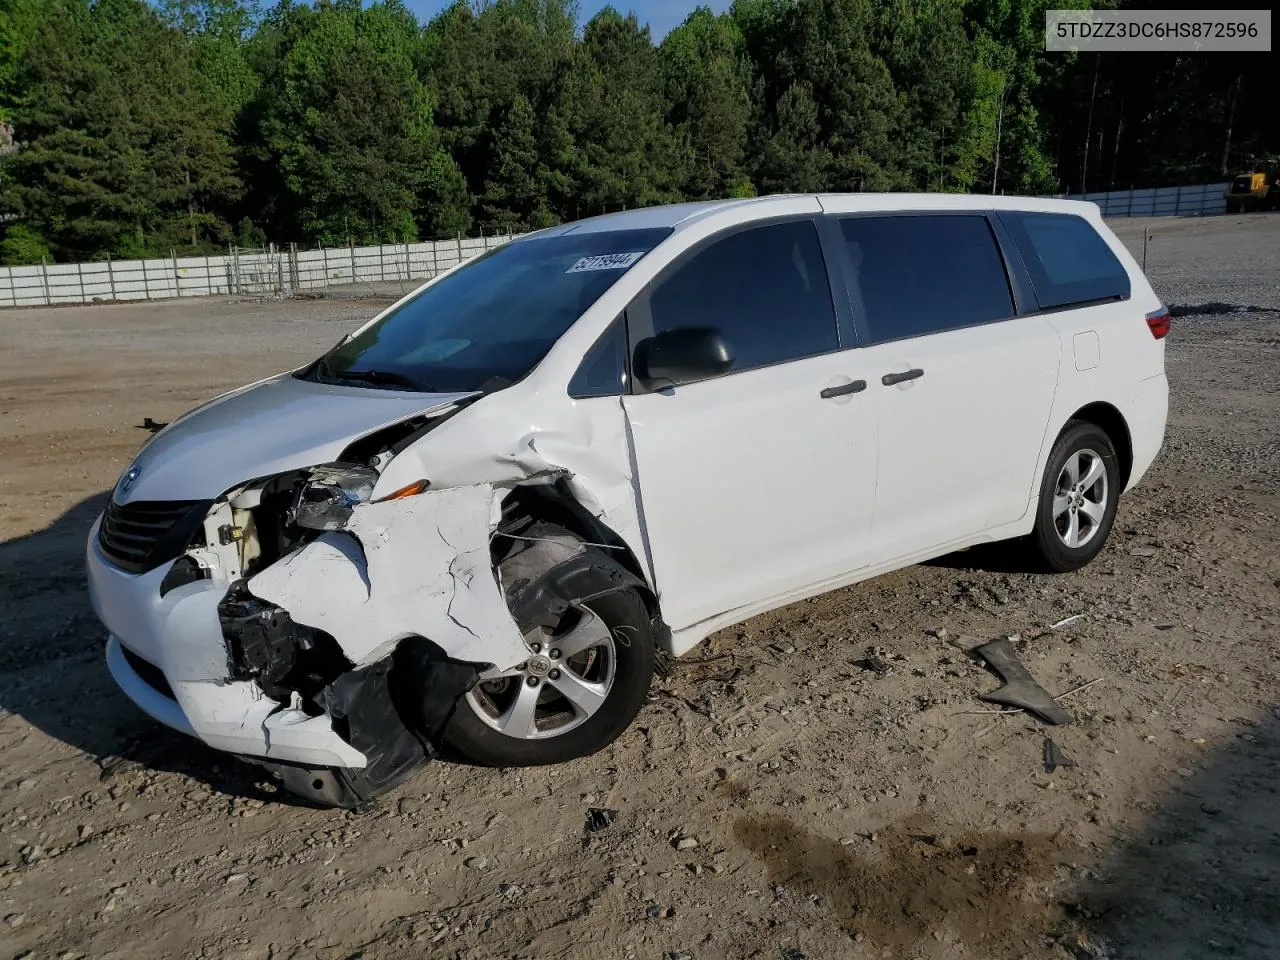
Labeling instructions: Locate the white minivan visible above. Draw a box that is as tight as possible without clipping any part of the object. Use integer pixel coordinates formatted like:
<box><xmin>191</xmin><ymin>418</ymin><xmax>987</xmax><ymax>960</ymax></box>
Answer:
<box><xmin>86</xmin><ymin>194</ymin><xmax>1169</xmax><ymax>806</ymax></box>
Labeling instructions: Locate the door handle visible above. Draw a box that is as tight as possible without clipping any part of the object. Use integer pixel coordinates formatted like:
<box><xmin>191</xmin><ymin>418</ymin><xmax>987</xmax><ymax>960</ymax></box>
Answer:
<box><xmin>881</xmin><ymin>368</ymin><xmax>924</xmax><ymax>386</ymax></box>
<box><xmin>820</xmin><ymin>379</ymin><xmax>867</xmax><ymax>399</ymax></box>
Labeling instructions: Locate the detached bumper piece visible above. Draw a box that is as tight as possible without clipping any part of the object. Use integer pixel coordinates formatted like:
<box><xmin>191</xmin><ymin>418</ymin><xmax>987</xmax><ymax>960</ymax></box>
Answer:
<box><xmin>220</xmin><ymin>589</ymin><xmax>479</xmax><ymax>808</ymax></box>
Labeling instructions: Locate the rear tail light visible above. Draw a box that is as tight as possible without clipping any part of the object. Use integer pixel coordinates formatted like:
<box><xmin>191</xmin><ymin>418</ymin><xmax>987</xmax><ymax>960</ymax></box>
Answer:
<box><xmin>1146</xmin><ymin>307</ymin><xmax>1170</xmax><ymax>339</ymax></box>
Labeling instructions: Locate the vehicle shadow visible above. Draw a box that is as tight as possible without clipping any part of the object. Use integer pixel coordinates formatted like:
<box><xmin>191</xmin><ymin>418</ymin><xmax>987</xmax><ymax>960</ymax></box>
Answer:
<box><xmin>1072</xmin><ymin>710</ymin><xmax>1280</xmax><ymax>958</ymax></box>
<box><xmin>0</xmin><ymin>491</ymin><xmax>285</xmax><ymax>804</ymax></box>
<box><xmin>922</xmin><ymin>540</ymin><xmax>1040</xmax><ymax>574</ymax></box>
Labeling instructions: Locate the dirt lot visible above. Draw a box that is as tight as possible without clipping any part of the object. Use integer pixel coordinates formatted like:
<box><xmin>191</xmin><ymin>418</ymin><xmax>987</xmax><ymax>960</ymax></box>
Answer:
<box><xmin>1</xmin><ymin>214</ymin><xmax>1278</xmax><ymax>960</ymax></box>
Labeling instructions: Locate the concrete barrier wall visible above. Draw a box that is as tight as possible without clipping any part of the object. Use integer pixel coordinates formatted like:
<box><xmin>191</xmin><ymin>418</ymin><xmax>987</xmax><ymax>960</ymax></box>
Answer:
<box><xmin>1047</xmin><ymin>182</ymin><xmax>1228</xmax><ymax>218</ymax></box>
<box><xmin>0</xmin><ymin>233</ymin><xmax>524</xmax><ymax>308</ymax></box>
<box><xmin>0</xmin><ymin>181</ymin><xmax>1233</xmax><ymax>308</ymax></box>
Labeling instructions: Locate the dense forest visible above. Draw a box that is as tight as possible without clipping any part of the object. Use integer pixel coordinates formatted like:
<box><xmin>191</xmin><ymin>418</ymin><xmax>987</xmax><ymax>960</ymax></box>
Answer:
<box><xmin>0</xmin><ymin>0</ymin><xmax>1274</xmax><ymax>263</ymax></box>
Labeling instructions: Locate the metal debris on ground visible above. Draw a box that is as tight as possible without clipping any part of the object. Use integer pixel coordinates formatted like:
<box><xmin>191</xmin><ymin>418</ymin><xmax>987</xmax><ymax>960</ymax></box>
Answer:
<box><xmin>1051</xmin><ymin>614</ymin><xmax>1087</xmax><ymax>630</ymax></box>
<box><xmin>1044</xmin><ymin>738</ymin><xmax>1078</xmax><ymax>773</ymax></box>
<box><xmin>854</xmin><ymin>646</ymin><xmax>893</xmax><ymax>675</ymax></box>
<box><xmin>973</xmin><ymin>638</ymin><xmax>1074</xmax><ymax>725</ymax></box>
<box><xmin>584</xmin><ymin>807</ymin><xmax>618</xmax><ymax>833</ymax></box>
<box><xmin>695</xmin><ymin>666</ymin><xmax>742</xmax><ymax>685</ymax></box>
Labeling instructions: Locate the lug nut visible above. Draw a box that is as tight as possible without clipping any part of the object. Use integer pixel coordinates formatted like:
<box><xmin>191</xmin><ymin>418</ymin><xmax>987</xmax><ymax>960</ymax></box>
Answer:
<box><xmin>549</xmin><ymin>648</ymin><xmax>561</xmax><ymax>659</ymax></box>
<box><xmin>526</xmin><ymin>676</ymin><xmax>540</xmax><ymax>687</ymax></box>
<box><xmin>549</xmin><ymin>668</ymin><xmax>561</xmax><ymax>680</ymax></box>
<box><xmin>530</xmin><ymin>642</ymin><xmax>542</xmax><ymax>654</ymax></box>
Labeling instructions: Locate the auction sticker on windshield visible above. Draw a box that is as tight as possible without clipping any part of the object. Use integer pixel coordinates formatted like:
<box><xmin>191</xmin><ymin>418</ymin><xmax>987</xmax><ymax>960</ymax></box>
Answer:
<box><xmin>566</xmin><ymin>252</ymin><xmax>646</xmax><ymax>273</ymax></box>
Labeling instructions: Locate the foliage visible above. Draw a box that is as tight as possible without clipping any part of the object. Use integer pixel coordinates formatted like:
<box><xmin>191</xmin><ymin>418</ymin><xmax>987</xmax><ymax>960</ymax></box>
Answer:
<box><xmin>0</xmin><ymin>222</ymin><xmax>50</xmax><ymax>264</ymax></box>
<box><xmin>0</xmin><ymin>0</ymin><xmax>1274</xmax><ymax>260</ymax></box>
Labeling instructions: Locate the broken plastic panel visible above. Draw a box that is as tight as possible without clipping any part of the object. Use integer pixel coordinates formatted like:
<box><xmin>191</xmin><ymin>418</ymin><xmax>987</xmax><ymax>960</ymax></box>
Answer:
<box><xmin>974</xmin><ymin>638</ymin><xmax>1073</xmax><ymax>725</ymax></box>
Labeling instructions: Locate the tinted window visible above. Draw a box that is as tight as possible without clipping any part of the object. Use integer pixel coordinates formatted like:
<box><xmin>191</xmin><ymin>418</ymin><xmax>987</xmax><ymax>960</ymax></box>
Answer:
<box><xmin>647</xmin><ymin>220</ymin><xmax>838</xmax><ymax>376</ymax></box>
<box><xmin>569</xmin><ymin>319</ymin><xmax>627</xmax><ymax>398</ymax></box>
<box><xmin>306</xmin><ymin>227</ymin><xmax>670</xmax><ymax>394</ymax></box>
<box><xmin>839</xmin><ymin>215</ymin><xmax>1014</xmax><ymax>343</ymax></box>
<box><xmin>1002</xmin><ymin>212</ymin><xmax>1130</xmax><ymax>309</ymax></box>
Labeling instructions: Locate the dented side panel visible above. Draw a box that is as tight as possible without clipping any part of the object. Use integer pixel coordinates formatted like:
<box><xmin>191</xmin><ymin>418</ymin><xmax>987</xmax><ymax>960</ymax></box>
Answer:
<box><xmin>371</xmin><ymin>389</ymin><xmax>656</xmax><ymax>599</ymax></box>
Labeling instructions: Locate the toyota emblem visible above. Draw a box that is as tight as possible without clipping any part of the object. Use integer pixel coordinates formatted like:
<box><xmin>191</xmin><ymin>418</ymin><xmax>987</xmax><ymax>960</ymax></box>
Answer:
<box><xmin>118</xmin><ymin>463</ymin><xmax>141</xmax><ymax>496</ymax></box>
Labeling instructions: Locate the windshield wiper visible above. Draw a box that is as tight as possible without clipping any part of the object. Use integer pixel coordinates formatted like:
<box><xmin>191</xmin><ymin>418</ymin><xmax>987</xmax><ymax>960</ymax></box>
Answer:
<box><xmin>310</xmin><ymin>356</ymin><xmax>336</xmax><ymax>381</ymax></box>
<box><xmin>334</xmin><ymin>368</ymin><xmax>435</xmax><ymax>392</ymax></box>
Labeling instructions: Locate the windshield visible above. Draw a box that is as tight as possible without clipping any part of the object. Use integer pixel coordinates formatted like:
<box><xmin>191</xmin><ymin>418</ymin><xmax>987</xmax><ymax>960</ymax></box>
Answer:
<box><xmin>303</xmin><ymin>227</ymin><xmax>672</xmax><ymax>393</ymax></box>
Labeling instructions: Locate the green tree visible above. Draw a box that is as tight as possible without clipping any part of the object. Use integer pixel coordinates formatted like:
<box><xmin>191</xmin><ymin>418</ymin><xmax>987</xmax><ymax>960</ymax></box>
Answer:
<box><xmin>752</xmin><ymin>81</ymin><xmax>830</xmax><ymax>192</ymax></box>
<box><xmin>555</xmin><ymin>7</ymin><xmax>684</xmax><ymax>216</ymax></box>
<box><xmin>247</xmin><ymin>0</ymin><xmax>433</xmax><ymax>243</ymax></box>
<box><xmin>2</xmin><ymin>0</ymin><xmax>239</xmax><ymax>258</ymax></box>
<box><xmin>661</xmin><ymin>7</ymin><xmax>753</xmax><ymax>198</ymax></box>
<box><xmin>421</xmin><ymin>149</ymin><xmax>473</xmax><ymax>237</ymax></box>
<box><xmin>0</xmin><ymin>0</ymin><xmax>49</xmax><ymax>117</ymax></box>
<box><xmin>481</xmin><ymin>95</ymin><xmax>552</xmax><ymax>231</ymax></box>
<box><xmin>0</xmin><ymin>222</ymin><xmax>50</xmax><ymax>264</ymax></box>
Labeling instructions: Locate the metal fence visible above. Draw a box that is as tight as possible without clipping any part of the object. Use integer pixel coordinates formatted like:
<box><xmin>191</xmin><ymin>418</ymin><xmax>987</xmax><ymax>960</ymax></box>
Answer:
<box><xmin>0</xmin><ymin>232</ymin><xmax>526</xmax><ymax>308</ymax></box>
<box><xmin>1047</xmin><ymin>182</ymin><xmax>1227</xmax><ymax>218</ymax></box>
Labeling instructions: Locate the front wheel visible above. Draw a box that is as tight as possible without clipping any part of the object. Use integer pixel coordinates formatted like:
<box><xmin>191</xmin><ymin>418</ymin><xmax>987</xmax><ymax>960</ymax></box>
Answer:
<box><xmin>1029</xmin><ymin>421</ymin><xmax>1121</xmax><ymax>573</ymax></box>
<box><xmin>444</xmin><ymin>577</ymin><xmax>654</xmax><ymax>767</ymax></box>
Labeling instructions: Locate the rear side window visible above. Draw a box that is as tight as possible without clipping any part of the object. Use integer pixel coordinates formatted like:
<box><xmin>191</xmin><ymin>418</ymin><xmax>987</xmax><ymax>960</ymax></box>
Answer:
<box><xmin>838</xmin><ymin>215</ymin><xmax>1015</xmax><ymax>344</ymax></box>
<box><xmin>1001</xmin><ymin>212</ymin><xmax>1130</xmax><ymax>310</ymax></box>
<box><xmin>647</xmin><ymin>220</ymin><xmax>839</xmax><ymax>375</ymax></box>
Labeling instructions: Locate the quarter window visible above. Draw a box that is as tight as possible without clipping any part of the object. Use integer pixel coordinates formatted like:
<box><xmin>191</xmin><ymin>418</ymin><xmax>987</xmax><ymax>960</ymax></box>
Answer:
<box><xmin>569</xmin><ymin>318</ymin><xmax>628</xmax><ymax>398</ymax></box>
<box><xmin>838</xmin><ymin>215</ymin><xmax>1015</xmax><ymax>344</ymax></box>
<box><xmin>1001</xmin><ymin>211</ymin><xmax>1130</xmax><ymax>309</ymax></box>
<box><xmin>646</xmin><ymin>220</ymin><xmax>839</xmax><ymax>377</ymax></box>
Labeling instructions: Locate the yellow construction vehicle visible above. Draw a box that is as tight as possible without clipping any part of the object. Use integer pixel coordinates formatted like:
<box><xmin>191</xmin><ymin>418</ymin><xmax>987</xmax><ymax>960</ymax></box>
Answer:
<box><xmin>1224</xmin><ymin>158</ymin><xmax>1280</xmax><ymax>213</ymax></box>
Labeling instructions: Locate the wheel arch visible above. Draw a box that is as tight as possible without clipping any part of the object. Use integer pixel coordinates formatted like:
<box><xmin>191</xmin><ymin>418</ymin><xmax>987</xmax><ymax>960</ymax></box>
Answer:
<box><xmin>496</xmin><ymin>478</ymin><xmax>671</xmax><ymax>652</ymax></box>
<box><xmin>1064</xmin><ymin>401</ymin><xmax>1134</xmax><ymax>490</ymax></box>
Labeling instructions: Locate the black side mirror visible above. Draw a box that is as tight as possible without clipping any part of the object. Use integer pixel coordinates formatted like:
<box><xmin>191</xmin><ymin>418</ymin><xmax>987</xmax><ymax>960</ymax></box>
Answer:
<box><xmin>634</xmin><ymin>327</ymin><xmax>734</xmax><ymax>388</ymax></box>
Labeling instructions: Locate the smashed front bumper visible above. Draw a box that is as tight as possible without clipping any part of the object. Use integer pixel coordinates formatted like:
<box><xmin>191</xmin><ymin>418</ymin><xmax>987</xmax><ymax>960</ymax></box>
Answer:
<box><xmin>87</xmin><ymin>511</ymin><xmax>485</xmax><ymax>807</ymax></box>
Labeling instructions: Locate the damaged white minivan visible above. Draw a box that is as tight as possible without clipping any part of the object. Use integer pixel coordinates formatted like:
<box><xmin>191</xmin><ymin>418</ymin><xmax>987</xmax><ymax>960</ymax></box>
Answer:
<box><xmin>87</xmin><ymin>194</ymin><xmax>1168</xmax><ymax>806</ymax></box>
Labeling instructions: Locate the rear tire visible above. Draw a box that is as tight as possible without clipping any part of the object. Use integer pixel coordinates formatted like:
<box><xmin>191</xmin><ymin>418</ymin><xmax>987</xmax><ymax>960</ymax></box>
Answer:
<box><xmin>1029</xmin><ymin>421</ymin><xmax>1120</xmax><ymax>573</ymax></box>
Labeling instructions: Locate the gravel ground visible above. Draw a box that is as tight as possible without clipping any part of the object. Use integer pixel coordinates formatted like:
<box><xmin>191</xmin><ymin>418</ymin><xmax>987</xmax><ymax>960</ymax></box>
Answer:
<box><xmin>0</xmin><ymin>213</ymin><xmax>1278</xmax><ymax>960</ymax></box>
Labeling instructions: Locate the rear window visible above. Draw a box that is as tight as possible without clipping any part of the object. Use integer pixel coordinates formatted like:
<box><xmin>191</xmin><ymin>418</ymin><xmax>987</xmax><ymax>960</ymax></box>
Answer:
<box><xmin>838</xmin><ymin>215</ymin><xmax>1015</xmax><ymax>344</ymax></box>
<box><xmin>1001</xmin><ymin>212</ymin><xmax>1130</xmax><ymax>310</ymax></box>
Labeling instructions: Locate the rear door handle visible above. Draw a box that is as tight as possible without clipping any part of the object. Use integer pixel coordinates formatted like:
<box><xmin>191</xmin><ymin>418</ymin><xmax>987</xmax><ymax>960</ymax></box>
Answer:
<box><xmin>820</xmin><ymin>379</ymin><xmax>867</xmax><ymax>399</ymax></box>
<box><xmin>881</xmin><ymin>368</ymin><xmax>924</xmax><ymax>386</ymax></box>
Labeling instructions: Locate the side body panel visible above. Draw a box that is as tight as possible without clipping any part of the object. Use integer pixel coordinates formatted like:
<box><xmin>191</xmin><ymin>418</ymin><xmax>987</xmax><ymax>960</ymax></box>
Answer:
<box><xmin>856</xmin><ymin>317</ymin><xmax>1061</xmax><ymax>562</ymax></box>
<box><xmin>621</xmin><ymin>351</ymin><xmax>880</xmax><ymax>631</ymax></box>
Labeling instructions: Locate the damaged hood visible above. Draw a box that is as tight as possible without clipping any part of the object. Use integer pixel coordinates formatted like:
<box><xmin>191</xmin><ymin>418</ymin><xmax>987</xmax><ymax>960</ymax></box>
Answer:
<box><xmin>117</xmin><ymin>373</ymin><xmax>474</xmax><ymax>503</ymax></box>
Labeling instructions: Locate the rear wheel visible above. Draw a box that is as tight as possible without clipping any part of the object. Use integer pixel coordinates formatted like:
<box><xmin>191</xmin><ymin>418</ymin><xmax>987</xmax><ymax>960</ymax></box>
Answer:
<box><xmin>1029</xmin><ymin>421</ymin><xmax>1120</xmax><ymax>573</ymax></box>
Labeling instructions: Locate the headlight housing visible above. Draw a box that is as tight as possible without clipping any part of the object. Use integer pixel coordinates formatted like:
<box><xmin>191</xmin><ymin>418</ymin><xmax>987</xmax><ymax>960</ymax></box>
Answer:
<box><xmin>289</xmin><ymin>464</ymin><xmax>378</xmax><ymax>531</ymax></box>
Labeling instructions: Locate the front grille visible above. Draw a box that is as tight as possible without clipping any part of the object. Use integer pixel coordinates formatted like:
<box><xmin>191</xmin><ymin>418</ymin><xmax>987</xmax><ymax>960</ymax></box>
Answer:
<box><xmin>1231</xmin><ymin>177</ymin><xmax>1254</xmax><ymax>194</ymax></box>
<box><xmin>98</xmin><ymin>498</ymin><xmax>210</xmax><ymax>574</ymax></box>
<box><xmin>120</xmin><ymin>644</ymin><xmax>176</xmax><ymax>700</ymax></box>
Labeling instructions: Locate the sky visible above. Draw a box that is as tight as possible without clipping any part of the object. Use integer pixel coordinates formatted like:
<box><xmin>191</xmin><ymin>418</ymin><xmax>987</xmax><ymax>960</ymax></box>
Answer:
<box><xmin>402</xmin><ymin>0</ymin><xmax>730</xmax><ymax>40</ymax></box>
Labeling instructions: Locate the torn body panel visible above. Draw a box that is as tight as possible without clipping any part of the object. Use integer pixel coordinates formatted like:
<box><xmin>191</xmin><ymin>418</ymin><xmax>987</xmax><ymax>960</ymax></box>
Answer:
<box><xmin>371</xmin><ymin>389</ymin><xmax>654</xmax><ymax>595</ymax></box>
<box><xmin>247</xmin><ymin>484</ymin><xmax>529</xmax><ymax>671</ymax></box>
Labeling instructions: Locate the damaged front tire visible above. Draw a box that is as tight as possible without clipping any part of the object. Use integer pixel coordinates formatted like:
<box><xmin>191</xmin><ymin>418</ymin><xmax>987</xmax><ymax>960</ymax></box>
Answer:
<box><xmin>445</xmin><ymin>525</ymin><xmax>656</xmax><ymax>766</ymax></box>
